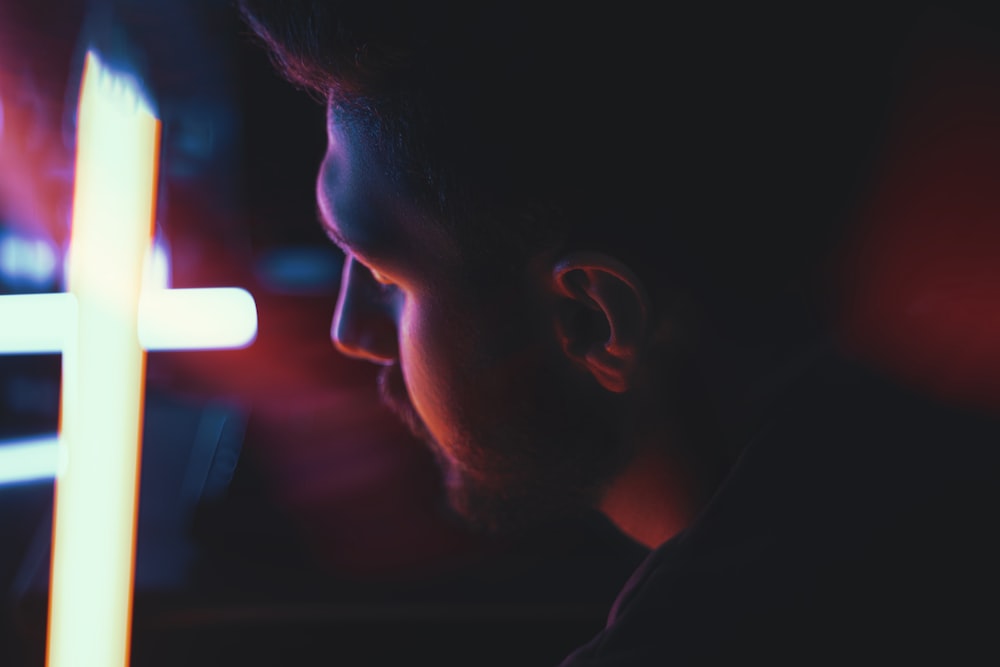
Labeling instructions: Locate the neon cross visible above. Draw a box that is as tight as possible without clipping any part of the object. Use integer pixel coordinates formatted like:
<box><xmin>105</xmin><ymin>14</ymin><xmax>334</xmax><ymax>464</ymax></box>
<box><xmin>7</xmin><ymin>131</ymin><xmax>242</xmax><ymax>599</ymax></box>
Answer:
<box><xmin>0</xmin><ymin>50</ymin><xmax>257</xmax><ymax>667</ymax></box>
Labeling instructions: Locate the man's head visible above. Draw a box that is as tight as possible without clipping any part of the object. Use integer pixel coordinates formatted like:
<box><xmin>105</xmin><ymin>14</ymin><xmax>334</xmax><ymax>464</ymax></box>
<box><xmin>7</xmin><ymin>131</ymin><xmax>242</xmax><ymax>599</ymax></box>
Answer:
<box><xmin>238</xmin><ymin>1</ymin><xmax>911</xmax><ymax>533</ymax></box>
<box><xmin>310</xmin><ymin>100</ymin><xmax>650</xmax><ymax>533</ymax></box>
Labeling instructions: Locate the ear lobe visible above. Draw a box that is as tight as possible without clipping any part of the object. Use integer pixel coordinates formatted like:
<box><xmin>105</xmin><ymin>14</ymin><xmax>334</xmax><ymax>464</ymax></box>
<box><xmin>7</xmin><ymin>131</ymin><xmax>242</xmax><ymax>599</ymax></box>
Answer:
<box><xmin>552</xmin><ymin>252</ymin><xmax>651</xmax><ymax>393</ymax></box>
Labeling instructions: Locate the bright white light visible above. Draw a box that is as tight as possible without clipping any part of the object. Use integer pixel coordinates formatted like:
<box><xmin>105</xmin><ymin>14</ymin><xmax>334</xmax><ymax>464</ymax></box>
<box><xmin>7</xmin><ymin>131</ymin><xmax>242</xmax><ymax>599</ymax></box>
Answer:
<box><xmin>0</xmin><ymin>435</ymin><xmax>61</xmax><ymax>485</ymax></box>
<box><xmin>0</xmin><ymin>292</ymin><xmax>75</xmax><ymax>353</ymax></box>
<box><xmin>64</xmin><ymin>231</ymin><xmax>170</xmax><ymax>291</ymax></box>
<box><xmin>47</xmin><ymin>49</ymin><xmax>160</xmax><ymax>667</ymax></box>
<box><xmin>0</xmin><ymin>288</ymin><xmax>256</xmax><ymax>353</ymax></box>
<box><xmin>138</xmin><ymin>287</ymin><xmax>257</xmax><ymax>350</ymax></box>
<box><xmin>0</xmin><ymin>48</ymin><xmax>259</xmax><ymax>667</ymax></box>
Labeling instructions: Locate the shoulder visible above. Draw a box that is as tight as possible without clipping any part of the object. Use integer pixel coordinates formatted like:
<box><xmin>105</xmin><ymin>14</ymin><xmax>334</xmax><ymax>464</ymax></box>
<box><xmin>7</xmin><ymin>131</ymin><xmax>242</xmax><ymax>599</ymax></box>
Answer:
<box><xmin>561</xmin><ymin>351</ymin><xmax>1000</xmax><ymax>666</ymax></box>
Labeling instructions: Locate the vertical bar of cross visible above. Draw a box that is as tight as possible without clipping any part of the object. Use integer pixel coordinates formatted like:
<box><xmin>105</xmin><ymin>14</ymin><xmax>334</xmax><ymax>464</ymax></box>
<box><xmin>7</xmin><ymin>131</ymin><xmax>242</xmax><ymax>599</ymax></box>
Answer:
<box><xmin>45</xmin><ymin>50</ymin><xmax>160</xmax><ymax>667</ymax></box>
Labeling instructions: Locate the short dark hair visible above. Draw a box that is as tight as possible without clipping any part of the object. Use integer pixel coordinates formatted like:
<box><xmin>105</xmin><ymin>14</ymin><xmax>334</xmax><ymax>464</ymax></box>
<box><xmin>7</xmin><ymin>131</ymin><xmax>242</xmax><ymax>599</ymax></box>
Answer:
<box><xmin>237</xmin><ymin>0</ymin><xmax>914</xmax><ymax>343</ymax></box>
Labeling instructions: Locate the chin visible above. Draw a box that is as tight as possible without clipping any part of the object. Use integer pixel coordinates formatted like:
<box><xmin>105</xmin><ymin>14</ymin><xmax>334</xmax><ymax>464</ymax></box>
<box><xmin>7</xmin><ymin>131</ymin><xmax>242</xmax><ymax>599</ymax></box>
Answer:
<box><xmin>379</xmin><ymin>363</ymin><xmax>625</xmax><ymax>535</ymax></box>
<box><xmin>442</xmin><ymin>480</ymin><xmax>520</xmax><ymax>536</ymax></box>
<box><xmin>439</xmin><ymin>456</ymin><xmax>595</xmax><ymax>537</ymax></box>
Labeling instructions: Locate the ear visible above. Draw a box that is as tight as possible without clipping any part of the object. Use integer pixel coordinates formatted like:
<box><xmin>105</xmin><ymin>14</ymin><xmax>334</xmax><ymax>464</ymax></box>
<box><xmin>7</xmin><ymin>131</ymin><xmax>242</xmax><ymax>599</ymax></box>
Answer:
<box><xmin>551</xmin><ymin>251</ymin><xmax>651</xmax><ymax>393</ymax></box>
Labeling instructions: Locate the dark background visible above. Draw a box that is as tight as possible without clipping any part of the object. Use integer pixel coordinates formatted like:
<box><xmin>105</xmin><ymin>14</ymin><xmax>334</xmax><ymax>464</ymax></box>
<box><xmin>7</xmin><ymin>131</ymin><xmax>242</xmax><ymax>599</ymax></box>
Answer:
<box><xmin>2</xmin><ymin>1</ymin><xmax>1000</xmax><ymax>666</ymax></box>
<box><xmin>0</xmin><ymin>1</ymin><xmax>647</xmax><ymax>665</ymax></box>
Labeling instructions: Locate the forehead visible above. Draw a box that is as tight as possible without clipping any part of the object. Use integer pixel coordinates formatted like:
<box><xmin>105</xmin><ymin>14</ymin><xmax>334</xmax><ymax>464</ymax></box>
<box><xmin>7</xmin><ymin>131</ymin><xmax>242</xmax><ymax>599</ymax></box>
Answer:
<box><xmin>319</xmin><ymin>103</ymin><xmax>459</xmax><ymax>269</ymax></box>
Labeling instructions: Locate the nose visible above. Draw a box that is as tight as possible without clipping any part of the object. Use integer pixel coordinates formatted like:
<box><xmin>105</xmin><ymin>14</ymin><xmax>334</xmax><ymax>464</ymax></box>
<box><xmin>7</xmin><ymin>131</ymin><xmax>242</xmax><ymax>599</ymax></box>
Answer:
<box><xmin>331</xmin><ymin>256</ymin><xmax>399</xmax><ymax>364</ymax></box>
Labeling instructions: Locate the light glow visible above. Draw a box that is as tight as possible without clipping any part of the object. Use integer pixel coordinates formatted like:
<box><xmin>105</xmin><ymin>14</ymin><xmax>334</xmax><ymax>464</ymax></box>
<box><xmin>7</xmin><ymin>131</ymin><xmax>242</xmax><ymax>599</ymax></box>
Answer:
<box><xmin>0</xmin><ymin>292</ymin><xmax>75</xmax><ymax>353</ymax></box>
<box><xmin>0</xmin><ymin>232</ymin><xmax>59</xmax><ymax>287</ymax></box>
<box><xmin>0</xmin><ymin>435</ymin><xmax>61</xmax><ymax>485</ymax></box>
<box><xmin>0</xmin><ymin>288</ymin><xmax>257</xmax><ymax>354</ymax></box>
<box><xmin>138</xmin><ymin>287</ymin><xmax>257</xmax><ymax>350</ymax></box>
<box><xmin>0</xmin><ymin>48</ymin><xmax>259</xmax><ymax>666</ymax></box>
<box><xmin>143</xmin><ymin>236</ymin><xmax>171</xmax><ymax>290</ymax></box>
<box><xmin>46</xmin><ymin>49</ymin><xmax>160</xmax><ymax>667</ymax></box>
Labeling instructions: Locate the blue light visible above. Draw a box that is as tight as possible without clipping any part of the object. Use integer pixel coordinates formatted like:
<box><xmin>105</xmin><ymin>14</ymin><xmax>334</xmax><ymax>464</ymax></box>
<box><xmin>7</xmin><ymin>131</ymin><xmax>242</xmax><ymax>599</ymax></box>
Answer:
<box><xmin>0</xmin><ymin>230</ymin><xmax>58</xmax><ymax>290</ymax></box>
<box><xmin>255</xmin><ymin>246</ymin><xmax>342</xmax><ymax>294</ymax></box>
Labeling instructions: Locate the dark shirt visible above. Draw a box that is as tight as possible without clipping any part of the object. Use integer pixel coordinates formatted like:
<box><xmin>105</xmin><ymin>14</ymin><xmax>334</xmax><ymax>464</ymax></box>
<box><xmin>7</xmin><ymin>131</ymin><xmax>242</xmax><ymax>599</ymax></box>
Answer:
<box><xmin>561</xmin><ymin>347</ymin><xmax>1000</xmax><ymax>665</ymax></box>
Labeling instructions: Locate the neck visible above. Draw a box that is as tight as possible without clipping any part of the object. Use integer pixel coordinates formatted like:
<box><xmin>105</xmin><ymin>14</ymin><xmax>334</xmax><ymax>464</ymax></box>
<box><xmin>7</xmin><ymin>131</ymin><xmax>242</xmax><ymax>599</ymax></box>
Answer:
<box><xmin>597</xmin><ymin>439</ymin><xmax>713</xmax><ymax>549</ymax></box>
<box><xmin>598</xmin><ymin>335</ymin><xmax>835</xmax><ymax>549</ymax></box>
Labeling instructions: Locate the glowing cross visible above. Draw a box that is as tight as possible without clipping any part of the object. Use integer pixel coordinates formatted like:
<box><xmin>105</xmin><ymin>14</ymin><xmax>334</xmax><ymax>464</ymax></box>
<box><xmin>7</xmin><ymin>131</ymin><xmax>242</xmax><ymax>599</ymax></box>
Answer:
<box><xmin>0</xmin><ymin>50</ymin><xmax>257</xmax><ymax>667</ymax></box>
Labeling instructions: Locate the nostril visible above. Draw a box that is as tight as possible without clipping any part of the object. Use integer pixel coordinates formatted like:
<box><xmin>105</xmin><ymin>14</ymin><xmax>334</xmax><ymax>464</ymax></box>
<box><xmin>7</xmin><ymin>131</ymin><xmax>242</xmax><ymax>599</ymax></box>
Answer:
<box><xmin>331</xmin><ymin>304</ymin><xmax>397</xmax><ymax>364</ymax></box>
<box><xmin>330</xmin><ymin>256</ymin><xmax>399</xmax><ymax>364</ymax></box>
<box><xmin>332</xmin><ymin>329</ymin><xmax>395</xmax><ymax>365</ymax></box>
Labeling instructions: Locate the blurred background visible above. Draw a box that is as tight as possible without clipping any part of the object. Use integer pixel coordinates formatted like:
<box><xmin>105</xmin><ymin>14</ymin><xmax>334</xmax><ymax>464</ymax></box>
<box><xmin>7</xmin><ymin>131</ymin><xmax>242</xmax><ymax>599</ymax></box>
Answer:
<box><xmin>2</xmin><ymin>1</ymin><xmax>999</xmax><ymax>666</ymax></box>
<box><xmin>0</xmin><ymin>1</ymin><xmax>647</xmax><ymax>665</ymax></box>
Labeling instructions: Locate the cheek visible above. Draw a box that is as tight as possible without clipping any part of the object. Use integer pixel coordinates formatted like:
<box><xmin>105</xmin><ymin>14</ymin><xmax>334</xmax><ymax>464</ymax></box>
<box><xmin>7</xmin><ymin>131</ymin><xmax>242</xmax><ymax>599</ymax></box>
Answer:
<box><xmin>396</xmin><ymin>299</ymin><xmax>470</xmax><ymax>440</ymax></box>
<box><xmin>398</xmin><ymin>293</ymin><xmax>561</xmax><ymax>445</ymax></box>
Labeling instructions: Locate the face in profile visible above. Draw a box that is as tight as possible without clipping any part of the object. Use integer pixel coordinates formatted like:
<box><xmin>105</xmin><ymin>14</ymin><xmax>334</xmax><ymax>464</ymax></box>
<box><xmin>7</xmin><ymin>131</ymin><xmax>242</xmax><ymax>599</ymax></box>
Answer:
<box><xmin>316</xmin><ymin>108</ymin><xmax>631</xmax><ymax>533</ymax></box>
